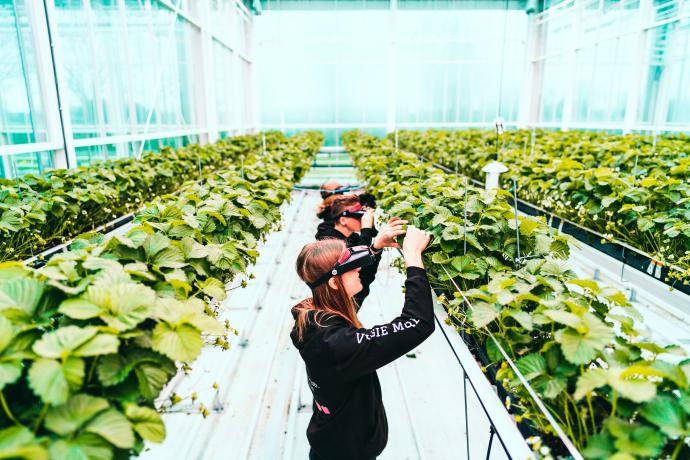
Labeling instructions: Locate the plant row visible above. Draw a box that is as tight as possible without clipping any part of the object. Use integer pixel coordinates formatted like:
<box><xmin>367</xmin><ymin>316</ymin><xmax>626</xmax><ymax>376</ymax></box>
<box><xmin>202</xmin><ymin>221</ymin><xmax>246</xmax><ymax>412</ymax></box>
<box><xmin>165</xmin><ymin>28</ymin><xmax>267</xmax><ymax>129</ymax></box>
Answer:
<box><xmin>0</xmin><ymin>132</ymin><xmax>322</xmax><ymax>459</ymax></box>
<box><xmin>345</xmin><ymin>130</ymin><xmax>690</xmax><ymax>459</ymax></box>
<box><xmin>391</xmin><ymin>129</ymin><xmax>690</xmax><ymax>285</ymax></box>
<box><xmin>0</xmin><ymin>132</ymin><xmax>287</xmax><ymax>263</ymax></box>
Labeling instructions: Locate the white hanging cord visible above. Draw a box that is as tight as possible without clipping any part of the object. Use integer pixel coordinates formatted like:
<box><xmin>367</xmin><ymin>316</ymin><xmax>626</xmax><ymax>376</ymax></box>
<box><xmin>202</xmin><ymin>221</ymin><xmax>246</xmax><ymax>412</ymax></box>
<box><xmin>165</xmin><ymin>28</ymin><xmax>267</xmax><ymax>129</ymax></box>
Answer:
<box><xmin>496</xmin><ymin>0</ymin><xmax>509</xmax><ymax>119</ymax></box>
<box><xmin>439</xmin><ymin>264</ymin><xmax>584</xmax><ymax>460</ymax></box>
<box><xmin>136</xmin><ymin>0</ymin><xmax>183</xmax><ymax>159</ymax></box>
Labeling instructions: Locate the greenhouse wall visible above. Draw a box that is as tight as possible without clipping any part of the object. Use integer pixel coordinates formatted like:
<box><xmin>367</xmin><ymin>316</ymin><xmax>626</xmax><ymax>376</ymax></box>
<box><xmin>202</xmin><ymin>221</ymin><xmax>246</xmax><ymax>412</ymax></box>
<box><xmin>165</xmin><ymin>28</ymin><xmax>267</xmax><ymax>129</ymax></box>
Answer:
<box><xmin>255</xmin><ymin>0</ymin><xmax>690</xmax><ymax>145</ymax></box>
<box><xmin>0</xmin><ymin>0</ymin><xmax>255</xmax><ymax>179</ymax></box>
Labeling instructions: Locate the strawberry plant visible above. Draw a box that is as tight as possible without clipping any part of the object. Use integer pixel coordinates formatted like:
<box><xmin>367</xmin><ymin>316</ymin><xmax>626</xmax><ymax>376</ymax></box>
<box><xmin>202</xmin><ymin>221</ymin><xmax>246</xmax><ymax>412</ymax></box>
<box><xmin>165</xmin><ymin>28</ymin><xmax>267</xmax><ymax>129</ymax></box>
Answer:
<box><xmin>0</xmin><ymin>132</ymin><xmax>323</xmax><ymax>459</ymax></box>
<box><xmin>0</xmin><ymin>132</ymin><xmax>288</xmax><ymax>263</ymax></box>
<box><xmin>345</xmin><ymin>130</ymin><xmax>690</xmax><ymax>459</ymax></box>
<box><xmin>391</xmin><ymin>129</ymin><xmax>690</xmax><ymax>286</ymax></box>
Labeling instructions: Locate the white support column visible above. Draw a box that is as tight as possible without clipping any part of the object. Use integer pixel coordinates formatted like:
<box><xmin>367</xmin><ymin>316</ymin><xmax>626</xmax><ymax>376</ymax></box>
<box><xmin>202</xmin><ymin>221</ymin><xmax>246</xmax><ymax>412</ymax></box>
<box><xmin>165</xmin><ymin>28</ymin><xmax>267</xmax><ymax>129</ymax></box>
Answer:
<box><xmin>118</xmin><ymin>0</ymin><xmax>138</xmax><ymax>157</ymax></box>
<box><xmin>194</xmin><ymin>0</ymin><xmax>219</xmax><ymax>144</ymax></box>
<box><xmin>27</xmin><ymin>0</ymin><xmax>71</xmax><ymax>168</ymax></box>
<box><xmin>623</xmin><ymin>0</ymin><xmax>652</xmax><ymax>134</ymax></box>
<box><xmin>653</xmin><ymin>29</ymin><xmax>676</xmax><ymax>129</ymax></box>
<box><xmin>84</xmin><ymin>0</ymin><xmax>108</xmax><ymax>146</ymax></box>
<box><xmin>386</xmin><ymin>0</ymin><xmax>397</xmax><ymax>133</ymax></box>
<box><xmin>42</xmin><ymin>0</ymin><xmax>77</xmax><ymax>168</ymax></box>
<box><xmin>518</xmin><ymin>11</ymin><xmax>544</xmax><ymax>128</ymax></box>
<box><xmin>560</xmin><ymin>4</ymin><xmax>581</xmax><ymax>131</ymax></box>
<box><xmin>243</xmin><ymin>10</ymin><xmax>257</xmax><ymax>133</ymax></box>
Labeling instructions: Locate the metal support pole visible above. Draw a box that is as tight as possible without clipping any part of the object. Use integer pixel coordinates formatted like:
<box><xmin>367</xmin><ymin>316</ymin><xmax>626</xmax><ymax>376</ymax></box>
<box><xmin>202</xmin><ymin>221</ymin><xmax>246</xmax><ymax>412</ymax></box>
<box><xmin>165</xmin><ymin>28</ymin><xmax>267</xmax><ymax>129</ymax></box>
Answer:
<box><xmin>485</xmin><ymin>426</ymin><xmax>496</xmax><ymax>460</ymax></box>
<box><xmin>512</xmin><ymin>178</ymin><xmax>521</xmax><ymax>263</ymax></box>
<box><xmin>42</xmin><ymin>0</ymin><xmax>77</xmax><ymax>168</ymax></box>
<box><xmin>463</xmin><ymin>177</ymin><xmax>468</xmax><ymax>255</ymax></box>
<box><xmin>464</xmin><ymin>371</ymin><xmax>470</xmax><ymax>460</ymax></box>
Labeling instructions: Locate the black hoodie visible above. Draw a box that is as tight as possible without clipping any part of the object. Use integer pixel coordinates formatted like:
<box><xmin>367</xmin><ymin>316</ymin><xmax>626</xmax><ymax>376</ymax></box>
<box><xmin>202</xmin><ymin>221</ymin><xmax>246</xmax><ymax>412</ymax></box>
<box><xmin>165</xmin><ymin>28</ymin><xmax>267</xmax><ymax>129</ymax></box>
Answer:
<box><xmin>315</xmin><ymin>222</ymin><xmax>380</xmax><ymax>307</ymax></box>
<box><xmin>290</xmin><ymin>267</ymin><xmax>435</xmax><ymax>460</ymax></box>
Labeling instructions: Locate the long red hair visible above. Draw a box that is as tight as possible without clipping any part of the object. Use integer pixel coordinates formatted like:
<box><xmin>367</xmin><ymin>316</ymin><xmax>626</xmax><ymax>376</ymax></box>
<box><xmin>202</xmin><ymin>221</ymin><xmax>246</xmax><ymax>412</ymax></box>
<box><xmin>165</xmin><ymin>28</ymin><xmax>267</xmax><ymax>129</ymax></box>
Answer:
<box><xmin>294</xmin><ymin>239</ymin><xmax>363</xmax><ymax>342</ymax></box>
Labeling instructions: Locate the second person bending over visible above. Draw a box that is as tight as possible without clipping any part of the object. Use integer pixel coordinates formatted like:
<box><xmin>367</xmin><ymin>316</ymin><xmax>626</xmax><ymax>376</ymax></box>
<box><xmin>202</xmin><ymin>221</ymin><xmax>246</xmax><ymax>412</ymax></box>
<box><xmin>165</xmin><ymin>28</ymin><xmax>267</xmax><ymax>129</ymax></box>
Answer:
<box><xmin>315</xmin><ymin>194</ymin><xmax>405</xmax><ymax>307</ymax></box>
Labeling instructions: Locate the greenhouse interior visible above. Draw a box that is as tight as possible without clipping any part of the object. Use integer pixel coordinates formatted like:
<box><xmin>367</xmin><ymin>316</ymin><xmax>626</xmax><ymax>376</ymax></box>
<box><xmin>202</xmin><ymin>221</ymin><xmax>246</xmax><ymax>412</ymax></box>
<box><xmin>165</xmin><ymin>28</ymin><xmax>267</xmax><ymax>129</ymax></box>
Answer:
<box><xmin>1</xmin><ymin>0</ymin><xmax>690</xmax><ymax>459</ymax></box>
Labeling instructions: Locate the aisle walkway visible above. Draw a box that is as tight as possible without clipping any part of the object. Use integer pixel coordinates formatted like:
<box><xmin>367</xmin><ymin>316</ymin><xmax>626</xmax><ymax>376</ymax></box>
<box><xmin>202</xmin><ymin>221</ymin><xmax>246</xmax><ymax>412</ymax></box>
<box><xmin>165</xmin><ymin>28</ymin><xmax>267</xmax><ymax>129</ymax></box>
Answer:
<box><xmin>139</xmin><ymin>190</ymin><xmax>510</xmax><ymax>460</ymax></box>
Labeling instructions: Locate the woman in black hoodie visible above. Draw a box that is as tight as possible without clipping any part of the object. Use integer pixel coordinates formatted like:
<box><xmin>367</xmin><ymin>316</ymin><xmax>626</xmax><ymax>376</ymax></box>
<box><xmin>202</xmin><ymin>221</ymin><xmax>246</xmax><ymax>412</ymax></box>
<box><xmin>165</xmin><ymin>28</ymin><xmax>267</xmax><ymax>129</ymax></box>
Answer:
<box><xmin>315</xmin><ymin>194</ymin><xmax>406</xmax><ymax>307</ymax></box>
<box><xmin>291</xmin><ymin>226</ymin><xmax>434</xmax><ymax>460</ymax></box>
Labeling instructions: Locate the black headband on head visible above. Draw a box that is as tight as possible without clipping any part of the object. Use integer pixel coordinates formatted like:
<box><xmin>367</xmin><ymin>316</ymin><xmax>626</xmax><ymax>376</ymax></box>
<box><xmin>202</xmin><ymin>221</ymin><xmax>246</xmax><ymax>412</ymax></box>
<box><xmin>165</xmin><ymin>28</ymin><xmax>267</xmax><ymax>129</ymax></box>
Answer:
<box><xmin>306</xmin><ymin>246</ymin><xmax>375</xmax><ymax>289</ymax></box>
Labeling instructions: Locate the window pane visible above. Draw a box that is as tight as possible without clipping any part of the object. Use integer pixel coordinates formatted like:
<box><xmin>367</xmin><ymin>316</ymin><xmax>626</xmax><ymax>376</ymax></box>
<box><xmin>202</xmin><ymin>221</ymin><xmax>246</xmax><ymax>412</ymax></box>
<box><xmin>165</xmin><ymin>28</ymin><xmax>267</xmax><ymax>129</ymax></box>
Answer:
<box><xmin>0</xmin><ymin>0</ymin><xmax>48</xmax><ymax>146</ymax></box>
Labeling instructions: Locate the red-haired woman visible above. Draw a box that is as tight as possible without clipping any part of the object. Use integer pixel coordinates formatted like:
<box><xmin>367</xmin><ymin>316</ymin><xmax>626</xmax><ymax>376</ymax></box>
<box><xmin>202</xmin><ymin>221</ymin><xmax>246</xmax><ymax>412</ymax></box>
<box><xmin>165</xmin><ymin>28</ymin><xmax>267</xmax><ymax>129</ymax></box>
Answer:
<box><xmin>292</xmin><ymin>226</ymin><xmax>433</xmax><ymax>460</ymax></box>
<box><xmin>315</xmin><ymin>194</ymin><xmax>406</xmax><ymax>307</ymax></box>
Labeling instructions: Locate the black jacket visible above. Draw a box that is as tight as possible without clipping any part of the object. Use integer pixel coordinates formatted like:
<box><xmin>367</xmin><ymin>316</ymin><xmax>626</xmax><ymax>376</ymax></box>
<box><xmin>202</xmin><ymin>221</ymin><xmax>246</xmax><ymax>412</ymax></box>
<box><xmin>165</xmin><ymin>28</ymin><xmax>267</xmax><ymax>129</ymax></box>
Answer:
<box><xmin>314</xmin><ymin>223</ymin><xmax>380</xmax><ymax>307</ymax></box>
<box><xmin>290</xmin><ymin>267</ymin><xmax>435</xmax><ymax>460</ymax></box>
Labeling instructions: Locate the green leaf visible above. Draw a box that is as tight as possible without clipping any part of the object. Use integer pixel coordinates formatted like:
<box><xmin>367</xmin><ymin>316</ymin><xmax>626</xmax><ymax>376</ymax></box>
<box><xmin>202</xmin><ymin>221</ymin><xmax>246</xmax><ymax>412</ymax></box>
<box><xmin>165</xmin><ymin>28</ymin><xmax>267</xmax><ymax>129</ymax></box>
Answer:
<box><xmin>47</xmin><ymin>433</ymin><xmax>112</xmax><ymax>460</ymax></box>
<box><xmin>181</xmin><ymin>237</ymin><xmax>208</xmax><ymax>259</ymax></box>
<box><xmin>85</xmin><ymin>409</ymin><xmax>135</xmax><ymax>449</ymax></box>
<box><xmin>0</xmin><ymin>210</ymin><xmax>22</xmax><ymax>232</ymax></box>
<box><xmin>469</xmin><ymin>302</ymin><xmax>500</xmax><ymax>328</ymax></box>
<box><xmin>0</xmin><ymin>361</ymin><xmax>22</xmax><ymax>390</ymax></box>
<box><xmin>0</xmin><ymin>316</ymin><xmax>14</xmax><ymax>353</ymax></box>
<box><xmin>62</xmin><ymin>356</ymin><xmax>85</xmax><ymax>389</ymax></box>
<box><xmin>637</xmin><ymin>217</ymin><xmax>654</xmax><ymax>232</ymax></box>
<box><xmin>581</xmin><ymin>433</ymin><xmax>614</xmax><ymax>459</ymax></box>
<box><xmin>0</xmin><ymin>278</ymin><xmax>45</xmax><ymax>316</ymax></box>
<box><xmin>45</xmin><ymin>394</ymin><xmax>109</xmax><ymax>435</ymax></box>
<box><xmin>540</xmin><ymin>377</ymin><xmax>567</xmax><ymax>399</ymax></box>
<box><xmin>33</xmin><ymin>326</ymin><xmax>98</xmax><ymax>358</ymax></box>
<box><xmin>608</xmin><ymin>367</ymin><xmax>657</xmax><ymax>403</ymax></box>
<box><xmin>543</xmin><ymin>309</ymin><xmax>582</xmax><ymax>329</ymax></box>
<box><xmin>125</xmin><ymin>404</ymin><xmax>166</xmax><ymax>443</ymax></box>
<box><xmin>567</xmin><ymin>278</ymin><xmax>601</xmax><ymax>295</ymax></box>
<box><xmin>505</xmin><ymin>309</ymin><xmax>533</xmax><ymax>331</ymax></box>
<box><xmin>151</xmin><ymin>247</ymin><xmax>186</xmax><ymax>269</ymax></box>
<box><xmin>431</xmin><ymin>251</ymin><xmax>451</xmax><ymax>265</ymax></box>
<box><xmin>640</xmin><ymin>396</ymin><xmax>688</xmax><ymax>437</ymax></box>
<box><xmin>201</xmin><ymin>278</ymin><xmax>227</xmax><ymax>300</ymax></box>
<box><xmin>142</xmin><ymin>233</ymin><xmax>169</xmax><ymax>258</ymax></box>
<box><xmin>549</xmin><ymin>238</ymin><xmax>570</xmax><ymax>259</ymax></box>
<box><xmin>247</xmin><ymin>212</ymin><xmax>268</xmax><ymax>229</ymax></box>
<box><xmin>135</xmin><ymin>362</ymin><xmax>174</xmax><ymax>400</ymax></box>
<box><xmin>83</xmin><ymin>281</ymin><xmax>157</xmax><ymax>331</ymax></box>
<box><xmin>608</xmin><ymin>453</ymin><xmax>635</xmax><ymax>460</ymax></box>
<box><xmin>515</xmin><ymin>353</ymin><xmax>546</xmax><ymax>380</ymax></box>
<box><xmin>0</xmin><ymin>426</ymin><xmax>48</xmax><ymax>460</ymax></box>
<box><xmin>28</xmin><ymin>358</ymin><xmax>84</xmax><ymax>405</ymax></box>
<box><xmin>123</xmin><ymin>262</ymin><xmax>157</xmax><ymax>282</ymax></box>
<box><xmin>555</xmin><ymin>313</ymin><xmax>614</xmax><ymax>364</ymax></box>
<box><xmin>485</xmin><ymin>335</ymin><xmax>509</xmax><ymax>363</ymax></box>
<box><xmin>74</xmin><ymin>334</ymin><xmax>119</xmax><ymax>357</ymax></box>
<box><xmin>207</xmin><ymin>243</ymin><xmax>241</xmax><ymax>271</ymax></box>
<box><xmin>152</xmin><ymin>322</ymin><xmax>203</xmax><ymax>362</ymax></box>
<box><xmin>96</xmin><ymin>354</ymin><xmax>130</xmax><ymax>387</ymax></box>
<box><xmin>58</xmin><ymin>298</ymin><xmax>102</xmax><ymax>320</ymax></box>
<box><xmin>613</xmin><ymin>425</ymin><xmax>664</xmax><ymax>457</ymax></box>
<box><xmin>441</xmin><ymin>223</ymin><xmax>464</xmax><ymax>241</ymax></box>
<box><xmin>518</xmin><ymin>218</ymin><xmax>540</xmax><ymax>235</ymax></box>
<box><xmin>451</xmin><ymin>256</ymin><xmax>481</xmax><ymax>280</ymax></box>
<box><xmin>574</xmin><ymin>367</ymin><xmax>608</xmax><ymax>400</ymax></box>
